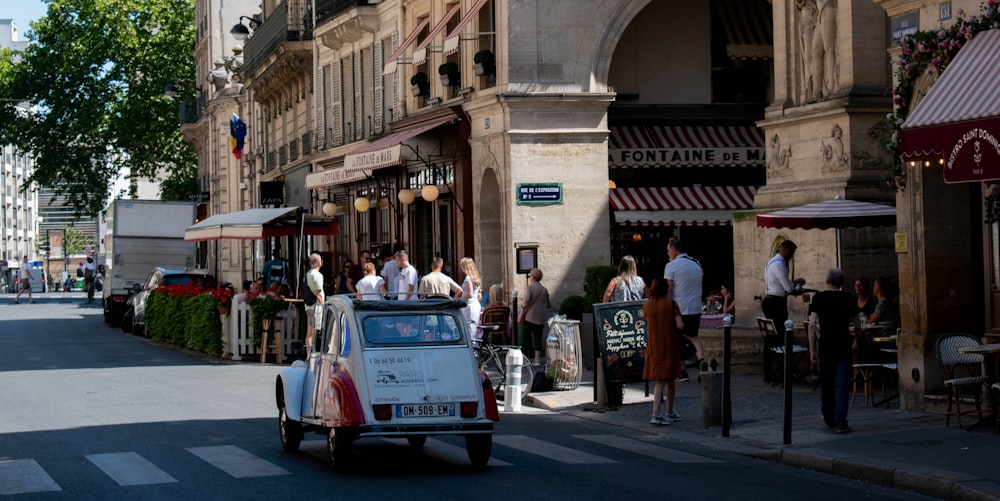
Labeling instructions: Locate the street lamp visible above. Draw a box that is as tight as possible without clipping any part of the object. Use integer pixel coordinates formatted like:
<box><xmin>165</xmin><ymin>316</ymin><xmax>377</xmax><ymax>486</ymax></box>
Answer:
<box><xmin>230</xmin><ymin>15</ymin><xmax>262</xmax><ymax>41</ymax></box>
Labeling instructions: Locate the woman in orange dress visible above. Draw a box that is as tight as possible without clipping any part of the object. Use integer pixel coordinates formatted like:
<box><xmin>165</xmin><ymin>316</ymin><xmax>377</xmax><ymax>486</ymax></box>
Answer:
<box><xmin>643</xmin><ymin>277</ymin><xmax>685</xmax><ymax>425</ymax></box>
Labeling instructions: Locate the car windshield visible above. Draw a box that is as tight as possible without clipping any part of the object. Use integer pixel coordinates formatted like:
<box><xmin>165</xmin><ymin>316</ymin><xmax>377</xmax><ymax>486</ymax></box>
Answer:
<box><xmin>362</xmin><ymin>314</ymin><xmax>464</xmax><ymax>345</ymax></box>
<box><xmin>161</xmin><ymin>274</ymin><xmax>204</xmax><ymax>286</ymax></box>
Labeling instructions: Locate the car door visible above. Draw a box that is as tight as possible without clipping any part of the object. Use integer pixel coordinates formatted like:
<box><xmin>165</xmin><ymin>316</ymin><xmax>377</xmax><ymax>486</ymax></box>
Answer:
<box><xmin>302</xmin><ymin>303</ymin><xmax>346</xmax><ymax>422</ymax></box>
<box><xmin>134</xmin><ymin>271</ymin><xmax>160</xmax><ymax>323</ymax></box>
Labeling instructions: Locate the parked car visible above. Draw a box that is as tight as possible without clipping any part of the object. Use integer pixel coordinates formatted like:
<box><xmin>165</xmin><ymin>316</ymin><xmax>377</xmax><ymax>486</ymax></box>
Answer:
<box><xmin>121</xmin><ymin>267</ymin><xmax>212</xmax><ymax>337</ymax></box>
<box><xmin>275</xmin><ymin>296</ymin><xmax>499</xmax><ymax>468</ymax></box>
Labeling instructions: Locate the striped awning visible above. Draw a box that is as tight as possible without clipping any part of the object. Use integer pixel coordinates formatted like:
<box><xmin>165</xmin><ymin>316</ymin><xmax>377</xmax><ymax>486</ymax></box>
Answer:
<box><xmin>382</xmin><ymin>17</ymin><xmax>431</xmax><ymax>76</ymax></box>
<box><xmin>443</xmin><ymin>0</ymin><xmax>490</xmax><ymax>56</ymax></box>
<box><xmin>611</xmin><ymin>186</ymin><xmax>758</xmax><ymax>227</ymax></box>
<box><xmin>609</xmin><ymin>126</ymin><xmax>765</xmax><ymax>168</ymax></box>
<box><xmin>900</xmin><ymin>29</ymin><xmax>1000</xmax><ymax>183</ymax></box>
<box><xmin>184</xmin><ymin>207</ymin><xmax>338</xmax><ymax>242</ymax></box>
<box><xmin>715</xmin><ymin>0</ymin><xmax>773</xmax><ymax>60</ymax></box>
<box><xmin>756</xmin><ymin>198</ymin><xmax>896</xmax><ymax>230</ymax></box>
<box><xmin>412</xmin><ymin>3</ymin><xmax>462</xmax><ymax>66</ymax></box>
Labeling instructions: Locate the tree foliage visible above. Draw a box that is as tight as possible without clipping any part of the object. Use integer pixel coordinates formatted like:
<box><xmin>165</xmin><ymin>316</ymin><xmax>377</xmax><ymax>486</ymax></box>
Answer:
<box><xmin>63</xmin><ymin>226</ymin><xmax>93</xmax><ymax>256</ymax></box>
<box><xmin>0</xmin><ymin>0</ymin><xmax>198</xmax><ymax>215</ymax></box>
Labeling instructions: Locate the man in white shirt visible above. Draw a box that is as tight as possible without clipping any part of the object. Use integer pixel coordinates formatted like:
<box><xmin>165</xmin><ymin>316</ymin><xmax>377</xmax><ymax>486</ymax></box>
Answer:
<box><xmin>418</xmin><ymin>257</ymin><xmax>461</xmax><ymax>298</ymax></box>
<box><xmin>305</xmin><ymin>253</ymin><xmax>325</xmax><ymax>355</ymax></box>
<box><xmin>664</xmin><ymin>239</ymin><xmax>704</xmax><ymax>376</ymax></box>
<box><xmin>381</xmin><ymin>251</ymin><xmax>400</xmax><ymax>299</ymax></box>
<box><xmin>14</xmin><ymin>256</ymin><xmax>34</xmax><ymax>304</ymax></box>
<box><xmin>395</xmin><ymin>250</ymin><xmax>418</xmax><ymax>300</ymax></box>
<box><xmin>762</xmin><ymin>240</ymin><xmax>805</xmax><ymax>382</ymax></box>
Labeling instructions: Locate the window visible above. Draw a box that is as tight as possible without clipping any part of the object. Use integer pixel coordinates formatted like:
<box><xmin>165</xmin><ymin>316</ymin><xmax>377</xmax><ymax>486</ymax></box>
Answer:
<box><xmin>361</xmin><ymin>313</ymin><xmax>463</xmax><ymax>345</ymax></box>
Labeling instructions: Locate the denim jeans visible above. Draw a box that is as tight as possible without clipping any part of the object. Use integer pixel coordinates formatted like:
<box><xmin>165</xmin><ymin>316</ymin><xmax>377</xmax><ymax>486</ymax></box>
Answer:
<box><xmin>820</xmin><ymin>354</ymin><xmax>852</xmax><ymax>428</ymax></box>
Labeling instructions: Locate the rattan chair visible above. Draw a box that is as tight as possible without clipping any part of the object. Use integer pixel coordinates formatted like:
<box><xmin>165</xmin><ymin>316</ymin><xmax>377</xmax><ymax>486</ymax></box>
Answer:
<box><xmin>934</xmin><ymin>334</ymin><xmax>989</xmax><ymax>427</ymax></box>
<box><xmin>480</xmin><ymin>306</ymin><xmax>511</xmax><ymax>345</ymax></box>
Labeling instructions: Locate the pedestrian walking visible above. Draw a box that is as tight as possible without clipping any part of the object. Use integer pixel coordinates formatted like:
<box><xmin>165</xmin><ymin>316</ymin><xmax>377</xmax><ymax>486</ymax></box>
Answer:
<box><xmin>458</xmin><ymin>257</ymin><xmax>482</xmax><ymax>334</ymax></box>
<box><xmin>394</xmin><ymin>250</ymin><xmax>418</xmax><ymax>300</ymax></box>
<box><xmin>14</xmin><ymin>256</ymin><xmax>34</xmax><ymax>304</ymax></box>
<box><xmin>643</xmin><ymin>278</ymin><xmax>685</xmax><ymax>425</ymax></box>
<box><xmin>304</xmin><ymin>253</ymin><xmax>325</xmax><ymax>357</ymax></box>
<box><xmin>664</xmin><ymin>239</ymin><xmax>705</xmax><ymax>379</ymax></box>
<box><xmin>418</xmin><ymin>257</ymin><xmax>461</xmax><ymax>298</ymax></box>
<box><xmin>808</xmin><ymin>268</ymin><xmax>858</xmax><ymax>434</ymax></box>
<box><xmin>603</xmin><ymin>255</ymin><xmax>647</xmax><ymax>302</ymax></box>
<box><xmin>83</xmin><ymin>257</ymin><xmax>97</xmax><ymax>303</ymax></box>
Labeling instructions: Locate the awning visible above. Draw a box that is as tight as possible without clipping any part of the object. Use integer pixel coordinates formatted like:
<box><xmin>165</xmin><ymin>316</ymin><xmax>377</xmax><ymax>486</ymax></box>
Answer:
<box><xmin>382</xmin><ymin>17</ymin><xmax>431</xmax><ymax>76</ymax></box>
<box><xmin>442</xmin><ymin>0</ymin><xmax>490</xmax><ymax>56</ymax></box>
<box><xmin>611</xmin><ymin>186</ymin><xmax>758</xmax><ymax>227</ymax></box>
<box><xmin>184</xmin><ymin>207</ymin><xmax>338</xmax><ymax>242</ymax></box>
<box><xmin>341</xmin><ymin>115</ymin><xmax>456</xmax><ymax>175</ymax></box>
<box><xmin>412</xmin><ymin>3</ymin><xmax>462</xmax><ymax>66</ymax></box>
<box><xmin>714</xmin><ymin>0</ymin><xmax>773</xmax><ymax>60</ymax></box>
<box><xmin>900</xmin><ymin>29</ymin><xmax>1000</xmax><ymax>183</ymax></box>
<box><xmin>755</xmin><ymin>198</ymin><xmax>896</xmax><ymax>230</ymax></box>
<box><xmin>609</xmin><ymin>125</ymin><xmax>765</xmax><ymax>168</ymax></box>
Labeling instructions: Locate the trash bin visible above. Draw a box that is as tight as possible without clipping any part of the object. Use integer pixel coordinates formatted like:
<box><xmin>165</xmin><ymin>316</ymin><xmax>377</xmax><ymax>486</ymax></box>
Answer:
<box><xmin>545</xmin><ymin>315</ymin><xmax>583</xmax><ymax>390</ymax></box>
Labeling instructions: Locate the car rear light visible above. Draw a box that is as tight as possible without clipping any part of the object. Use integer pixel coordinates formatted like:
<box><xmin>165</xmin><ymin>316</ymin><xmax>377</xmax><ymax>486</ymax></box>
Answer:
<box><xmin>460</xmin><ymin>401</ymin><xmax>478</xmax><ymax>418</ymax></box>
<box><xmin>112</xmin><ymin>296</ymin><xmax>128</xmax><ymax>303</ymax></box>
<box><xmin>373</xmin><ymin>404</ymin><xmax>392</xmax><ymax>420</ymax></box>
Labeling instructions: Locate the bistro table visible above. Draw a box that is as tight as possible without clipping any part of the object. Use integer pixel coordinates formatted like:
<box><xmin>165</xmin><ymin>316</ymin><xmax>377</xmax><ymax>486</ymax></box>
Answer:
<box><xmin>956</xmin><ymin>343</ymin><xmax>1000</xmax><ymax>433</ymax></box>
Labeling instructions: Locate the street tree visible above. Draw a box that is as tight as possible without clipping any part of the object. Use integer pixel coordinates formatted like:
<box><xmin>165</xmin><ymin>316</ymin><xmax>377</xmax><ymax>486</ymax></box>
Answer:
<box><xmin>0</xmin><ymin>0</ymin><xmax>198</xmax><ymax>215</ymax></box>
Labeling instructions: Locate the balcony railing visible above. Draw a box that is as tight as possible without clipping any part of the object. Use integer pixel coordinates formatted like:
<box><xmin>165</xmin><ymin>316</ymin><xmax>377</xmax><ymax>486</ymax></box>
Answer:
<box><xmin>315</xmin><ymin>0</ymin><xmax>373</xmax><ymax>25</ymax></box>
<box><xmin>178</xmin><ymin>94</ymin><xmax>205</xmax><ymax>126</ymax></box>
<box><xmin>244</xmin><ymin>0</ymin><xmax>314</xmax><ymax>77</ymax></box>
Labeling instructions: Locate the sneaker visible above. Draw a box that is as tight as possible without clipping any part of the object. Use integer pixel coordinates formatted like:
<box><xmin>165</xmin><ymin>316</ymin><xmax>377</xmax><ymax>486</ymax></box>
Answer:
<box><xmin>676</xmin><ymin>370</ymin><xmax>690</xmax><ymax>382</ymax></box>
<box><xmin>698</xmin><ymin>359</ymin><xmax>708</xmax><ymax>372</ymax></box>
<box><xmin>836</xmin><ymin>426</ymin><xmax>852</xmax><ymax>434</ymax></box>
<box><xmin>13</xmin><ymin>300</ymin><xmax>18</xmax><ymax>304</ymax></box>
<box><xmin>665</xmin><ymin>410</ymin><xmax>681</xmax><ymax>421</ymax></box>
<box><xmin>649</xmin><ymin>415</ymin><xmax>673</xmax><ymax>426</ymax></box>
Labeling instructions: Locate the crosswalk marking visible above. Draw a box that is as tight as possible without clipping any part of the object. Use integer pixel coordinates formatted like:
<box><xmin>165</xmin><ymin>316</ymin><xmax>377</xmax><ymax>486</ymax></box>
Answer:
<box><xmin>85</xmin><ymin>452</ymin><xmax>178</xmax><ymax>486</ymax></box>
<box><xmin>381</xmin><ymin>438</ymin><xmax>513</xmax><ymax>466</ymax></box>
<box><xmin>0</xmin><ymin>459</ymin><xmax>61</xmax><ymax>495</ymax></box>
<box><xmin>493</xmin><ymin>434</ymin><xmax>619</xmax><ymax>464</ymax></box>
<box><xmin>187</xmin><ymin>446</ymin><xmax>291</xmax><ymax>478</ymax></box>
<box><xmin>574</xmin><ymin>435</ymin><xmax>723</xmax><ymax>463</ymax></box>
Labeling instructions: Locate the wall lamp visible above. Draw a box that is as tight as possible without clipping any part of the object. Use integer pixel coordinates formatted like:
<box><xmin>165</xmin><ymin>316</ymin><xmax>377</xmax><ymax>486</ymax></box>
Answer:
<box><xmin>231</xmin><ymin>15</ymin><xmax>262</xmax><ymax>41</ymax></box>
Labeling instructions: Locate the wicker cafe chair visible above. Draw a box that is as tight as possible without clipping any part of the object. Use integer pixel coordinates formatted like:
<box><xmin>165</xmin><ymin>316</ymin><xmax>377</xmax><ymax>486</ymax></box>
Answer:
<box><xmin>934</xmin><ymin>334</ymin><xmax>989</xmax><ymax>428</ymax></box>
<box><xmin>480</xmin><ymin>306</ymin><xmax>512</xmax><ymax>345</ymax></box>
<box><xmin>757</xmin><ymin>317</ymin><xmax>808</xmax><ymax>386</ymax></box>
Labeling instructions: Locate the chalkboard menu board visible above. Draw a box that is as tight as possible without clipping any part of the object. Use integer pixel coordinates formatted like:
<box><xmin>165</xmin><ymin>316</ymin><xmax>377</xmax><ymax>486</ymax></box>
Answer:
<box><xmin>593</xmin><ymin>300</ymin><xmax>647</xmax><ymax>383</ymax></box>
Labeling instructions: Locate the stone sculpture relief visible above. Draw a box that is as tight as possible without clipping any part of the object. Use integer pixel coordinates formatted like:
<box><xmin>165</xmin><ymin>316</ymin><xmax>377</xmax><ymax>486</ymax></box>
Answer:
<box><xmin>821</xmin><ymin>124</ymin><xmax>849</xmax><ymax>172</ymax></box>
<box><xmin>768</xmin><ymin>135</ymin><xmax>792</xmax><ymax>179</ymax></box>
<box><xmin>851</xmin><ymin>122</ymin><xmax>891</xmax><ymax>171</ymax></box>
<box><xmin>795</xmin><ymin>0</ymin><xmax>839</xmax><ymax>104</ymax></box>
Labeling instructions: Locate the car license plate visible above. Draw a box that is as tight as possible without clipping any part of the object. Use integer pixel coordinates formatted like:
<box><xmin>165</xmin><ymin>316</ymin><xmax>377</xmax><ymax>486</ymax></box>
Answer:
<box><xmin>396</xmin><ymin>403</ymin><xmax>455</xmax><ymax>418</ymax></box>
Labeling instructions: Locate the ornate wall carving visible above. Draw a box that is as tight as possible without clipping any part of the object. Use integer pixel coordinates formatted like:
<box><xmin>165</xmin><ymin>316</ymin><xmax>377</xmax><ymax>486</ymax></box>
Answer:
<box><xmin>795</xmin><ymin>0</ymin><xmax>839</xmax><ymax>104</ymax></box>
<box><xmin>768</xmin><ymin>134</ymin><xmax>792</xmax><ymax>178</ymax></box>
<box><xmin>821</xmin><ymin>123</ymin><xmax>849</xmax><ymax>172</ymax></box>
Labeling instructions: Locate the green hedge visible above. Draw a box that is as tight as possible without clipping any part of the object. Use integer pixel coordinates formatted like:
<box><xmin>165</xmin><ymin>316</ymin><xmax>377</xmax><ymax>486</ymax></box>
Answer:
<box><xmin>559</xmin><ymin>295</ymin><xmax>586</xmax><ymax>320</ymax></box>
<box><xmin>584</xmin><ymin>265</ymin><xmax>617</xmax><ymax>312</ymax></box>
<box><xmin>146</xmin><ymin>289</ymin><xmax>223</xmax><ymax>356</ymax></box>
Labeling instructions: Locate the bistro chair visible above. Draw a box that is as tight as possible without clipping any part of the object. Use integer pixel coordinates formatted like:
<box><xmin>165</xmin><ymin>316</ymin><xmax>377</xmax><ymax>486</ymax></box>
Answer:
<box><xmin>480</xmin><ymin>306</ymin><xmax>512</xmax><ymax>345</ymax></box>
<box><xmin>756</xmin><ymin>317</ymin><xmax>808</xmax><ymax>387</ymax></box>
<box><xmin>934</xmin><ymin>334</ymin><xmax>989</xmax><ymax>428</ymax></box>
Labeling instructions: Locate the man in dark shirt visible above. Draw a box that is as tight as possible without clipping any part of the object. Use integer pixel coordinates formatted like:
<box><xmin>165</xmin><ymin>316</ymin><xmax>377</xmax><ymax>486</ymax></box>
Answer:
<box><xmin>808</xmin><ymin>268</ymin><xmax>859</xmax><ymax>434</ymax></box>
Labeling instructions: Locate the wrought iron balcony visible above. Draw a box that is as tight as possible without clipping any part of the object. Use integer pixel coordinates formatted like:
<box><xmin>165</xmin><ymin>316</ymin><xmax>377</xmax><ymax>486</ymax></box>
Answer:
<box><xmin>243</xmin><ymin>0</ymin><xmax>314</xmax><ymax>77</ymax></box>
<box><xmin>315</xmin><ymin>0</ymin><xmax>375</xmax><ymax>25</ymax></box>
<box><xmin>178</xmin><ymin>94</ymin><xmax>206</xmax><ymax>126</ymax></box>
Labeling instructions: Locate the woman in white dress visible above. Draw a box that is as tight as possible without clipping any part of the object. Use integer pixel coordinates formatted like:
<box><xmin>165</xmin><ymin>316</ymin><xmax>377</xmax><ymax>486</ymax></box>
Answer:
<box><xmin>459</xmin><ymin>257</ymin><xmax>482</xmax><ymax>335</ymax></box>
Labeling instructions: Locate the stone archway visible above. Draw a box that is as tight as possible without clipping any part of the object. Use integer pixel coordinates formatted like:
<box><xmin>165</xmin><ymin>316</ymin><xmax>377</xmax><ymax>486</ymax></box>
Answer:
<box><xmin>478</xmin><ymin>167</ymin><xmax>504</xmax><ymax>299</ymax></box>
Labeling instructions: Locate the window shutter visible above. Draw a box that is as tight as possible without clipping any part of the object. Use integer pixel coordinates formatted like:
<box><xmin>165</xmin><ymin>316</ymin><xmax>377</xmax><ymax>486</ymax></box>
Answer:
<box><xmin>331</xmin><ymin>62</ymin><xmax>342</xmax><ymax>147</ymax></box>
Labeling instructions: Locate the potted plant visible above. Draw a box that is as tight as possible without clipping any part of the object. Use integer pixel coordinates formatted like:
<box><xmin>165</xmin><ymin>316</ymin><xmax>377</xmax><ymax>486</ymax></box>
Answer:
<box><xmin>438</xmin><ymin>62</ymin><xmax>460</xmax><ymax>87</ymax></box>
<box><xmin>473</xmin><ymin>49</ymin><xmax>495</xmax><ymax>76</ymax></box>
<box><xmin>410</xmin><ymin>72</ymin><xmax>429</xmax><ymax>97</ymax></box>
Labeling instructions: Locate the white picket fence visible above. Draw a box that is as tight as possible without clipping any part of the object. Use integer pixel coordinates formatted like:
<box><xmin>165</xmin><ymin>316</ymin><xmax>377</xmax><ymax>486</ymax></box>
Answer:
<box><xmin>220</xmin><ymin>301</ymin><xmax>300</xmax><ymax>361</ymax></box>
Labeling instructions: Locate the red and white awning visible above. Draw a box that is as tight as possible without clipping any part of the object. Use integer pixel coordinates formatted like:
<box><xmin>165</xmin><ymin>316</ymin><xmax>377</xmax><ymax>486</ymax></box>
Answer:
<box><xmin>382</xmin><ymin>17</ymin><xmax>431</xmax><ymax>76</ymax></box>
<box><xmin>611</xmin><ymin>186</ymin><xmax>758</xmax><ymax>227</ymax></box>
<box><xmin>443</xmin><ymin>0</ymin><xmax>491</xmax><ymax>56</ymax></box>
<box><xmin>412</xmin><ymin>3</ymin><xmax>462</xmax><ymax>66</ymax></box>
<box><xmin>900</xmin><ymin>29</ymin><xmax>1000</xmax><ymax>183</ymax></box>
<box><xmin>715</xmin><ymin>0</ymin><xmax>773</xmax><ymax>60</ymax></box>
<box><xmin>609</xmin><ymin>125</ymin><xmax>765</xmax><ymax>168</ymax></box>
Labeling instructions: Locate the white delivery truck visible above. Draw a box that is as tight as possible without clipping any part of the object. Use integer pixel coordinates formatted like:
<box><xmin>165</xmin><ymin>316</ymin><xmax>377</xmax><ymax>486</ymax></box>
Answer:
<box><xmin>102</xmin><ymin>200</ymin><xmax>197</xmax><ymax>325</ymax></box>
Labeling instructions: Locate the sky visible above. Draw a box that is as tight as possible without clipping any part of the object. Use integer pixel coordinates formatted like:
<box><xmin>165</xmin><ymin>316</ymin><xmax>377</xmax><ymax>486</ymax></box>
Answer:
<box><xmin>3</xmin><ymin>0</ymin><xmax>49</xmax><ymax>39</ymax></box>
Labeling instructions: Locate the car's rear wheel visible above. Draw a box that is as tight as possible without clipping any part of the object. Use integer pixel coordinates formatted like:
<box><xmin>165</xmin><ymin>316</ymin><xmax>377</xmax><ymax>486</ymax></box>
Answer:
<box><xmin>327</xmin><ymin>427</ymin><xmax>354</xmax><ymax>468</ymax></box>
<box><xmin>120</xmin><ymin>308</ymin><xmax>134</xmax><ymax>333</ymax></box>
<box><xmin>465</xmin><ymin>434</ymin><xmax>492</xmax><ymax>467</ymax></box>
<box><xmin>279</xmin><ymin>406</ymin><xmax>303</xmax><ymax>452</ymax></box>
<box><xmin>407</xmin><ymin>435</ymin><xmax>427</xmax><ymax>448</ymax></box>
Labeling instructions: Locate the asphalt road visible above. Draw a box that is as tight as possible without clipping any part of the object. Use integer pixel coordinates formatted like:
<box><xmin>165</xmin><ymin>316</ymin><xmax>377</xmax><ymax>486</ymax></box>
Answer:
<box><xmin>0</xmin><ymin>294</ymin><xmax>939</xmax><ymax>500</ymax></box>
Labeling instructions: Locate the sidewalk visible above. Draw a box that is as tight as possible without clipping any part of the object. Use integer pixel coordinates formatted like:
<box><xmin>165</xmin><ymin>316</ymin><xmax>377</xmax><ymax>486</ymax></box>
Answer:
<box><xmin>521</xmin><ymin>365</ymin><xmax>1000</xmax><ymax>501</ymax></box>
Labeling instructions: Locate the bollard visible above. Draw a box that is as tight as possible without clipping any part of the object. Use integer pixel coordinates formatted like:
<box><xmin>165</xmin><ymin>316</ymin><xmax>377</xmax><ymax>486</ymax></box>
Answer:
<box><xmin>700</xmin><ymin>370</ymin><xmax>723</xmax><ymax>428</ymax></box>
<box><xmin>783</xmin><ymin>319</ymin><xmax>794</xmax><ymax>445</ymax></box>
<box><xmin>722</xmin><ymin>314</ymin><xmax>733</xmax><ymax>437</ymax></box>
<box><xmin>505</xmin><ymin>347</ymin><xmax>524</xmax><ymax>412</ymax></box>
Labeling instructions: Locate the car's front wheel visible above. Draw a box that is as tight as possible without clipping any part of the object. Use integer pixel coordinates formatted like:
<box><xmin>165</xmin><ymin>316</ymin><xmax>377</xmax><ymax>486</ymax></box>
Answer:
<box><xmin>465</xmin><ymin>434</ymin><xmax>492</xmax><ymax>467</ymax></box>
<box><xmin>279</xmin><ymin>406</ymin><xmax>303</xmax><ymax>452</ymax></box>
<box><xmin>327</xmin><ymin>427</ymin><xmax>354</xmax><ymax>468</ymax></box>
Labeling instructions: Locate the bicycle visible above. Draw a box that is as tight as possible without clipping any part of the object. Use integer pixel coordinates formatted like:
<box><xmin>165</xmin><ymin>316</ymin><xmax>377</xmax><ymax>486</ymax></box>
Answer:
<box><xmin>473</xmin><ymin>325</ymin><xmax>534</xmax><ymax>403</ymax></box>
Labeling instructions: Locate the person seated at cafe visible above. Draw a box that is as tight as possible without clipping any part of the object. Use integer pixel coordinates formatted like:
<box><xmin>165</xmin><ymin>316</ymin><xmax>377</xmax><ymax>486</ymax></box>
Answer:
<box><xmin>265</xmin><ymin>281</ymin><xmax>282</xmax><ymax>298</ymax></box>
<box><xmin>480</xmin><ymin>283</ymin><xmax>512</xmax><ymax>342</ymax></box>
<box><xmin>866</xmin><ymin>276</ymin><xmax>898</xmax><ymax>329</ymax></box>
<box><xmin>854</xmin><ymin>278</ymin><xmax>877</xmax><ymax>318</ymax></box>
<box><xmin>719</xmin><ymin>283</ymin><xmax>735</xmax><ymax>316</ymax></box>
